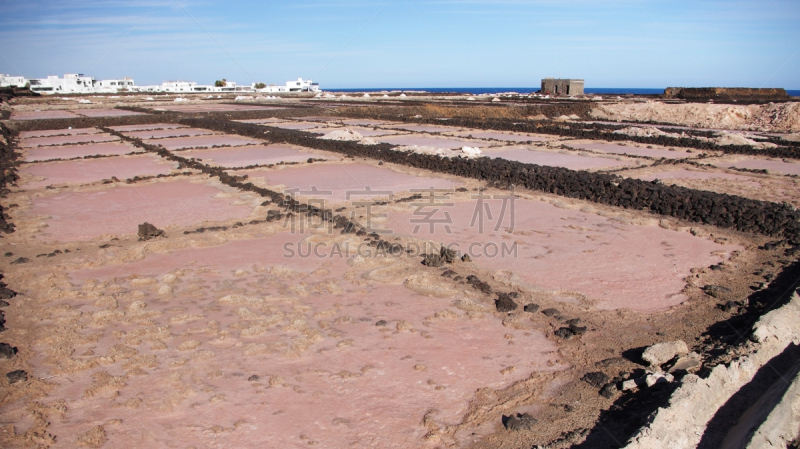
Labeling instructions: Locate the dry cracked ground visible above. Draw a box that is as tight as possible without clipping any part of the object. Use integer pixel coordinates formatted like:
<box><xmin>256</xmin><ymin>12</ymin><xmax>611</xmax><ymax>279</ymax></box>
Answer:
<box><xmin>0</xmin><ymin>92</ymin><xmax>798</xmax><ymax>448</ymax></box>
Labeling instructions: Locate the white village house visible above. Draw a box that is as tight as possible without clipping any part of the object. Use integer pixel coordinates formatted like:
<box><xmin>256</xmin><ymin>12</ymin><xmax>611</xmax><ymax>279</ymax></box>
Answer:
<box><xmin>0</xmin><ymin>74</ymin><xmax>29</xmax><ymax>88</ymax></box>
<box><xmin>16</xmin><ymin>73</ymin><xmax>320</xmax><ymax>95</ymax></box>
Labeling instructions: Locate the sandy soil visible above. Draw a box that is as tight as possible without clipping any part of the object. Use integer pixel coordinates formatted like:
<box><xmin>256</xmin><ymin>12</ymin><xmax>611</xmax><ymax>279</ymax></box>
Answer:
<box><xmin>591</xmin><ymin>101</ymin><xmax>800</xmax><ymax>132</ymax></box>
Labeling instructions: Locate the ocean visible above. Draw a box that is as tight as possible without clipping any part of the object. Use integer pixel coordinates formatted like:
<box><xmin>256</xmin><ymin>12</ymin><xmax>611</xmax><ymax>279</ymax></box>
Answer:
<box><xmin>329</xmin><ymin>87</ymin><xmax>800</xmax><ymax>97</ymax></box>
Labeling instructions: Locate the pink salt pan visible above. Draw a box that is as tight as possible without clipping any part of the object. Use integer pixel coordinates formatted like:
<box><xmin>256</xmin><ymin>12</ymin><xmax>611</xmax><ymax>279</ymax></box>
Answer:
<box><xmin>715</xmin><ymin>158</ymin><xmax>800</xmax><ymax>176</ymax></box>
<box><xmin>637</xmin><ymin>169</ymin><xmax>761</xmax><ymax>184</ymax></box>
<box><xmin>267</xmin><ymin>122</ymin><xmax>329</xmax><ymax>130</ymax></box>
<box><xmin>19</xmin><ymin>154</ymin><xmax>177</xmax><ymax>189</ymax></box>
<box><xmin>123</xmin><ymin>127</ymin><xmax>217</xmax><ymax>140</ymax></box>
<box><xmin>180</xmin><ymin>144</ymin><xmax>338</xmax><ymax>168</ymax></box>
<box><xmin>24</xmin><ymin>142</ymin><xmax>141</xmax><ymax>162</ymax></box>
<box><xmin>145</xmin><ymin>135</ymin><xmax>263</xmax><ymax>150</ymax></box>
<box><xmin>347</xmin><ymin>126</ymin><xmax>403</xmax><ymax>137</ymax></box>
<box><xmin>377</xmin><ymin>134</ymin><xmax>492</xmax><ymax>149</ymax></box>
<box><xmin>487</xmin><ymin>148</ymin><xmax>637</xmax><ymax>170</ymax></box>
<box><xmin>384</xmin><ymin>124</ymin><xmax>465</xmax><ymax>133</ymax></box>
<box><xmin>26</xmin><ymin>179</ymin><xmax>253</xmax><ymax>242</ymax></box>
<box><xmin>568</xmin><ymin>142</ymin><xmax>695</xmax><ymax>159</ymax></box>
<box><xmin>389</xmin><ymin>199</ymin><xmax>735</xmax><ymax>312</ymax></box>
<box><xmin>161</xmin><ymin>104</ymin><xmax>285</xmax><ymax>113</ymax></box>
<box><xmin>72</xmin><ymin>109</ymin><xmax>145</xmax><ymax>117</ymax></box>
<box><xmin>243</xmin><ymin>162</ymin><xmax>460</xmax><ymax>202</ymax></box>
<box><xmin>9</xmin><ymin>110</ymin><xmax>80</xmax><ymax>120</ymax></box>
<box><xmin>293</xmin><ymin>116</ymin><xmax>346</xmax><ymax>122</ymax></box>
<box><xmin>342</xmin><ymin>119</ymin><xmax>396</xmax><ymax>126</ymax></box>
<box><xmin>109</xmin><ymin>124</ymin><xmax>188</xmax><ymax>132</ymax></box>
<box><xmin>20</xmin><ymin>133</ymin><xmax>119</xmax><ymax>148</ymax></box>
<box><xmin>455</xmin><ymin>130</ymin><xmax>550</xmax><ymax>142</ymax></box>
<box><xmin>20</xmin><ymin>128</ymin><xmax>100</xmax><ymax>138</ymax></box>
<box><xmin>58</xmin><ymin>233</ymin><xmax>562</xmax><ymax>448</ymax></box>
<box><xmin>235</xmin><ymin>118</ymin><xmax>287</xmax><ymax>124</ymax></box>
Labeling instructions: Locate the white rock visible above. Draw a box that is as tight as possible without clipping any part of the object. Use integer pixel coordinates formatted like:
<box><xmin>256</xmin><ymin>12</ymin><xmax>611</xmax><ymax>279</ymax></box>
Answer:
<box><xmin>642</xmin><ymin>340</ymin><xmax>689</xmax><ymax>366</ymax></box>
<box><xmin>460</xmin><ymin>146</ymin><xmax>482</xmax><ymax>157</ymax></box>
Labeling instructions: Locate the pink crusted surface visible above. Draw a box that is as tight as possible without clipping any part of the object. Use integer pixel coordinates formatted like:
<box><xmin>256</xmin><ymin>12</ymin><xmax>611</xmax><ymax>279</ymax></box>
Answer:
<box><xmin>19</xmin><ymin>128</ymin><xmax>100</xmax><ymax>138</ymax></box>
<box><xmin>54</xmin><ymin>233</ymin><xmax>562</xmax><ymax>448</ymax></box>
<box><xmin>73</xmin><ymin>109</ymin><xmax>145</xmax><ymax>117</ymax></box>
<box><xmin>637</xmin><ymin>169</ymin><xmax>761</xmax><ymax>183</ymax></box>
<box><xmin>388</xmin><ymin>199</ymin><xmax>735</xmax><ymax>312</ymax></box>
<box><xmin>19</xmin><ymin>154</ymin><xmax>176</xmax><ymax>189</ymax></box>
<box><xmin>715</xmin><ymin>158</ymin><xmax>800</xmax><ymax>176</ymax></box>
<box><xmin>455</xmin><ymin>131</ymin><xmax>550</xmax><ymax>142</ymax></box>
<box><xmin>26</xmin><ymin>180</ymin><xmax>253</xmax><ymax>242</ymax></box>
<box><xmin>9</xmin><ymin>110</ymin><xmax>80</xmax><ymax>120</ymax></box>
<box><xmin>241</xmin><ymin>162</ymin><xmax>460</xmax><ymax>202</ymax></box>
<box><xmin>145</xmin><ymin>135</ymin><xmax>263</xmax><ymax>150</ymax></box>
<box><xmin>487</xmin><ymin>148</ymin><xmax>636</xmax><ymax>170</ymax></box>
<box><xmin>376</xmin><ymin>135</ymin><xmax>492</xmax><ymax>149</ymax></box>
<box><xmin>20</xmin><ymin>134</ymin><xmax>119</xmax><ymax>148</ymax></box>
<box><xmin>160</xmin><ymin>104</ymin><xmax>285</xmax><ymax>112</ymax></box>
<box><xmin>24</xmin><ymin>142</ymin><xmax>141</xmax><ymax>162</ymax></box>
<box><xmin>123</xmin><ymin>128</ymin><xmax>217</xmax><ymax>139</ymax></box>
<box><xmin>567</xmin><ymin>142</ymin><xmax>695</xmax><ymax>159</ymax></box>
<box><xmin>109</xmin><ymin>124</ymin><xmax>188</xmax><ymax>132</ymax></box>
<box><xmin>180</xmin><ymin>144</ymin><xmax>338</xmax><ymax>168</ymax></box>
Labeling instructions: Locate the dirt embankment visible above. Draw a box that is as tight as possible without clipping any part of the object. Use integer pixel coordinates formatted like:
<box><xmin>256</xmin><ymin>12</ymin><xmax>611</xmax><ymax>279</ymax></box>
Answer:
<box><xmin>336</xmin><ymin>103</ymin><xmax>593</xmax><ymax>121</ymax></box>
<box><xmin>663</xmin><ymin>88</ymin><xmax>790</xmax><ymax>103</ymax></box>
<box><xmin>591</xmin><ymin>101</ymin><xmax>800</xmax><ymax>133</ymax></box>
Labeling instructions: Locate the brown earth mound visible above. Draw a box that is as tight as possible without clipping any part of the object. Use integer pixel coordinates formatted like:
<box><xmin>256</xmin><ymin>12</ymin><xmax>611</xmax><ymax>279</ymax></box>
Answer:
<box><xmin>664</xmin><ymin>87</ymin><xmax>790</xmax><ymax>102</ymax></box>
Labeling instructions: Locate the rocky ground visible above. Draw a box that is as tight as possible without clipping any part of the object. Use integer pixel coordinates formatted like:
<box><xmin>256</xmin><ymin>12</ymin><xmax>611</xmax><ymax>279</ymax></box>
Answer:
<box><xmin>0</xmin><ymin>93</ymin><xmax>798</xmax><ymax>448</ymax></box>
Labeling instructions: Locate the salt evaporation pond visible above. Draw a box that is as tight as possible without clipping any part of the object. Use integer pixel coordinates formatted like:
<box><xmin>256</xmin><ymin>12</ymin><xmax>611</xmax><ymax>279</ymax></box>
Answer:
<box><xmin>122</xmin><ymin>127</ymin><xmax>217</xmax><ymax>140</ymax></box>
<box><xmin>26</xmin><ymin>179</ymin><xmax>254</xmax><ymax>242</ymax></box>
<box><xmin>19</xmin><ymin>154</ymin><xmax>177</xmax><ymax>189</ymax></box>
<box><xmin>384</xmin><ymin>124</ymin><xmax>466</xmax><ymax>133</ymax></box>
<box><xmin>714</xmin><ymin>157</ymin><xmax>800</xmax><ymax>176</ymax></box>
<box><xmin>10</xmin><ymin>110</ymin><xmax>81</xmax><ymax>120</ymax></box>
<box><xmin>377</xmin><ymin>135</ymin><xmax>492</xmax><ymax>149</ymax></box>
<box><xmin>110</xmin><ymin>124</ymin><xmax>188</xmax><ymax>132</ymax></box>
<box><xmin>267</xmin><ymin>122</ymin><xmax>329</xmax><ymax>130</ymax></box>
<box><xmin>161</xmin><ymin>104</ymin><xmax>285</xmax><ymax>113</ymax></box>
<box><xmin>50</xmin><ymin>232</ymin><xmax>562</xmax><ymax>448</ymax></box>
<box><xmin>389</xmin><ymin>199</ymin><xmax>735</xmax><ymax>312</ymax></box>
<box><xmin>73</xmin><ymin>109</ymin><xmax>145</xmax><ymax>117</ymax></box>
<box><xmin>24</xmin><ymin>142</ymin><xmax>142</xmax><ymax>162</ymax></box>
<box><xmin>21</xmin><ymin>133</ymin><xmax>119</xmax><ymax>148</ymax></box>
<box><xmin>347</xmin><ymin>127</ymin><xmax>403</xmax><ymax>137</ymax></box>
<box><xmin>454</xmin><ymin>130</ymin><xmax>550</xmax><ymax>142</ymax></box>
<box><xmin>487</xmin><ymin>148</ymin><xmax>637</xmax><ymax>170</ymax></box>
<box><xmin>146</xmin><ymin>135</ymin><xmax>262</xmax><ymax>150</ymax></box>
<box><xmin>180</xmin><ymin>144</ymin><xmax>338</xmax><ymax>168</ymax></box>
<box><xmin>568</xmin><ymin>142</ymin><xmax>696</xmax><ymax>159</ymax></box>
<box><xmin>342</xmin><ymin>119</ymin><xmax>396</xmax><ymax>126</ymax></box>
<box><xmin>20</xmin><ymin>128</ymin><xmax>100</xmax><ymax>138</ymax></box>
<box><xmin>242</xmin><ymin>162</ymin><xmax>460</xmax><ymax>202</ymax></box>
<box><xmin>636</xmin><ymin>169</ymin><xmax>760</xmax><ymax>183</ymax></box>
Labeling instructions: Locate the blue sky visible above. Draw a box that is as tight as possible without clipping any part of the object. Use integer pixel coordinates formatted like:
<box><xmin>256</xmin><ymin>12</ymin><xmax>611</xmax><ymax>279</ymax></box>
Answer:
<box><xmin>0</xmin><ymin>0</ymin><xmax>798</xmax><ymax>88</ymax></box>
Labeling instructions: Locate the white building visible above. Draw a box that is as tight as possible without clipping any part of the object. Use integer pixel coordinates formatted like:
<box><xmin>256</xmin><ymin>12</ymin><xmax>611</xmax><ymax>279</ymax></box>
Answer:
<box><xmin>15</xmin><ymin>73</ymin><xmax>320</xmax><ymax>95</ymax></box>
<box><xmin>28</xmin><ymin>74</ymin><xmax>135</xmax><ymax>94</ymax></box>
<box><xmin>254</xmin><ymin>78</ymin><xmax>320</xmax><ymax>93</ymax></box>
<box><xmin>0</xmin><ymin>75</ymin><xmax>27</xmax><ymax>88</ymax></box>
